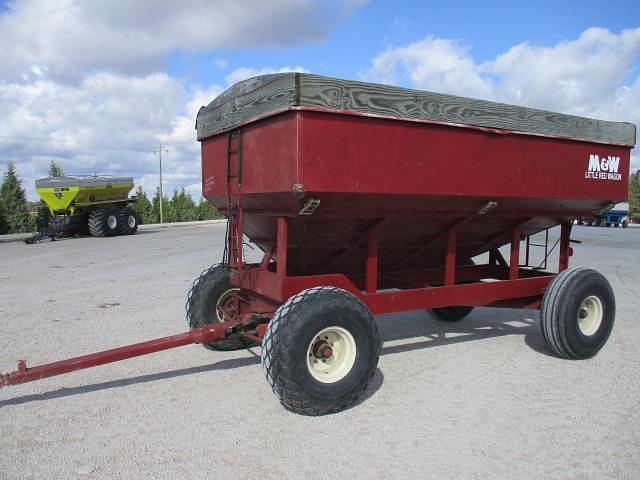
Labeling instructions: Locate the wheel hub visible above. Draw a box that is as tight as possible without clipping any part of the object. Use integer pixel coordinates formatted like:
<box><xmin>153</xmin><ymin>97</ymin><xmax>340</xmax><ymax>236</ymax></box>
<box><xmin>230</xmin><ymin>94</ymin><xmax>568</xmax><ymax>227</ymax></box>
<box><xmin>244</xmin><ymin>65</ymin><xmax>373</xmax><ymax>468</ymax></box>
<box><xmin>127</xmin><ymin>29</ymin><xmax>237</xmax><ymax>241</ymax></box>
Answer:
<box><xmin>216</xmin><ymin>288</ymin><xmax>241</xmax><ymax>322</ymax></box>
<box><xmin>306</xmin><ymin>326</ymin><xmax>357</xmax><ymax>384</ymax></box>
<box><xmin>578</xmin><ymin>295</ymin><xmax>603</xmax><ymax>336</ymax></box>
<box><xmin>312</xmin><ymin>340</ymin><xmax>334</xmax><ymax>359</ymax></box>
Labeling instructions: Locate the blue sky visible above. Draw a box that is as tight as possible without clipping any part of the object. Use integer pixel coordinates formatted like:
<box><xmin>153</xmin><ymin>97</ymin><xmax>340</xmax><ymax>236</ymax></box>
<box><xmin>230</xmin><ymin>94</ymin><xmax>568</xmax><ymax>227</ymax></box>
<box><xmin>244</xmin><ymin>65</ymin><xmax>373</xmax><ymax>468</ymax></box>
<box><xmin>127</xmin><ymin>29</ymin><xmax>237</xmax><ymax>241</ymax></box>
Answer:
<box><xmin>0</xmin><ymin>0</ymin><xmax>638</xmax><ymax>199</ymax></box>
<box><xmin>171</xmin><ymin>0</ymin><xmax>640</xmax><ymax>87</ymax></box>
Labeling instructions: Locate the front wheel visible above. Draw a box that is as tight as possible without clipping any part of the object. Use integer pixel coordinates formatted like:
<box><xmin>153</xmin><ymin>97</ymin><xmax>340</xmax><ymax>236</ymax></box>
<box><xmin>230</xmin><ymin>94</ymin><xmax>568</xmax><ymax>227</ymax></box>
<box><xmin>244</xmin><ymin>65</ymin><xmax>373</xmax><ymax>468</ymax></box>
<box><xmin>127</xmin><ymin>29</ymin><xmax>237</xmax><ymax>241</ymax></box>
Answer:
<box><xmin>261</xmin><ymin>287</ymin><xmax>380</xmax><ymax>416</ymax></box>
<box><xmin>186</xmin><ymin>264</ymin><xmax>255</xmax><ymax>351</ymax></box>
<box><xmin>540</xmin><ymin>267</ymin><xmax>615</xmax><ymax>359</ymax></box>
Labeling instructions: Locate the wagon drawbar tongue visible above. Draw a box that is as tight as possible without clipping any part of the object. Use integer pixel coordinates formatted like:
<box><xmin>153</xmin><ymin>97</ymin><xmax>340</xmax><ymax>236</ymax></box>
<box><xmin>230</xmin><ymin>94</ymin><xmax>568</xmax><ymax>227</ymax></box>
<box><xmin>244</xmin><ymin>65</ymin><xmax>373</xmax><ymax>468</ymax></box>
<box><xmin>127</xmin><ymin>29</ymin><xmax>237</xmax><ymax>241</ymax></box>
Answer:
<box><xmin>0</xmin><ymin>322</ymin><xmax>242</xmax><ymax>389</ymax></box>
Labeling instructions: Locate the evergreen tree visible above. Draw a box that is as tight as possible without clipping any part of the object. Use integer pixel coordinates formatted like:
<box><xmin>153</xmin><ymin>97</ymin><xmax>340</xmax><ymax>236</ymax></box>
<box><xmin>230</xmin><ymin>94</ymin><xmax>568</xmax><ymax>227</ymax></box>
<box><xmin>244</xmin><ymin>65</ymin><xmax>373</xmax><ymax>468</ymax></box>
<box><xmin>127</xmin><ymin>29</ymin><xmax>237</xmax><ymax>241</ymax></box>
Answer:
<box><xmin>48</xmin><ymin>160</ymin><xmax>64</xmax><ymax>177</ymax></box>
<box><xmin>166</xmin><ymin>187</ymin><xmax>198</xmax><ymax>222</ymax></box>
<box><xmin>629</xmin><ymin>169</ymin><xmax>640</xmax><ymax>218</ymax></box>
<box><xmin>0</xmin><ymin>162</ymin><xmax>33</xmax><ymax>233</ymax></box>
<box><xmin>0</xmin><ymin>196</ymin><xmax>7</xmax><ymax>234</ymax></box>
<box><xmin>197</xmin><ymin>197</ymin><xmax>223</xmax><ymax>220</ymax></box>
<box><xmin>131</xmin><ymin>185</ymin><xmax>154</xmax><ymax>224</ymax></box>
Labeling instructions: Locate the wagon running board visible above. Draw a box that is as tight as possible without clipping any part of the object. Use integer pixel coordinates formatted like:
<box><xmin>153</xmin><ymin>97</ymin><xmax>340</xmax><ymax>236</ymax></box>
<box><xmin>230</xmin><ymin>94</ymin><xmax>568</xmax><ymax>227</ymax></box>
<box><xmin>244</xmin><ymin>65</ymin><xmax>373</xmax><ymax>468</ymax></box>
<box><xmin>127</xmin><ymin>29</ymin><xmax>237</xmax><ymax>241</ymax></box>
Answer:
<box><xmin>0</xmin><ymin>322</ymin><xmax>238</xmax><ymax>388</ymax></box>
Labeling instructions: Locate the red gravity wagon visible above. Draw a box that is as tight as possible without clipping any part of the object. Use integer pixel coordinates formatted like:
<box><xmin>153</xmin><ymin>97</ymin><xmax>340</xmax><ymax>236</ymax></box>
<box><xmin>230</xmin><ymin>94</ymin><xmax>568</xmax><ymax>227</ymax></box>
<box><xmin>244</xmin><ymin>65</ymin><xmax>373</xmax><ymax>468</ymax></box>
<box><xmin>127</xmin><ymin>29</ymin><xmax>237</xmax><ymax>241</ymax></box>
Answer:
<box><xmin>2</xmin><ymin>74</ymin><xmax>636</xmax><ymax>415</ymax></box>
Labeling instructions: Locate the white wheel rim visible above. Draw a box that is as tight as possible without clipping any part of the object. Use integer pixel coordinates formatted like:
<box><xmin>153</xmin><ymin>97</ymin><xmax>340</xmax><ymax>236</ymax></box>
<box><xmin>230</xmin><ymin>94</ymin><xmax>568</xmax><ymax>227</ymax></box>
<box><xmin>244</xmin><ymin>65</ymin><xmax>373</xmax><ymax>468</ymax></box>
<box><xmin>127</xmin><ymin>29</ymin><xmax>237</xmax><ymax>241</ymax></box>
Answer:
<box><xmin>307</xmin><ymin>326</ymin><xmax>357</xmax><ymax>383</ymax></box>
<box><xmin>127</xmin><ymin>215</ymin><xmax>136</xmax><ymax>228</ymax></box>
<box><xmin>578</xmin><ymin>295</ymin><xmax>603</xmax><ymax>336</ymax></box>
<box><xmin>107</xmin><ymin>214</ymin><xmax>117</xmax><ymax>229</ymax></box>
<box><xmin>215</xmin><ymin>288</ymin><xmax>240</xmax><ymax>322</ymax></box>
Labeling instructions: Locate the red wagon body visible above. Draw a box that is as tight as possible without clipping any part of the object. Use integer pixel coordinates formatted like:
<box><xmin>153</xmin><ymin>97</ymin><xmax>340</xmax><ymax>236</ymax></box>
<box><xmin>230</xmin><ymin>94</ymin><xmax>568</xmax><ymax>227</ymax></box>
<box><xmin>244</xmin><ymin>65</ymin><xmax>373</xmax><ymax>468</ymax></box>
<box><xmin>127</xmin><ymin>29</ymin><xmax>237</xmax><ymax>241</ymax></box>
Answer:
<box><xmin>197</xmin><ymin>74</ymin><xmax>632</xmax><ymax>314</ymax></box>
<box><xmin>2</xmin><ymin>73</ymin><xmax>636</xmax><ymax>416</ymax></box>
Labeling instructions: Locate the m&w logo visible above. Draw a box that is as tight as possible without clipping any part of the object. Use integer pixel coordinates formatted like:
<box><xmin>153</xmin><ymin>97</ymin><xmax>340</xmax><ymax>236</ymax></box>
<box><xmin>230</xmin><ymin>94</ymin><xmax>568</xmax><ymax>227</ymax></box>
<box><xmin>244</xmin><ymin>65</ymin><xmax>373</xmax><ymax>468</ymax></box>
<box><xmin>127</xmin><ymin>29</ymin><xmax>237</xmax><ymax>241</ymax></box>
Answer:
<box><xmin>585</xmin><ymin>154</ymin><xmax>622</xmax><ymax>181</ymax></box>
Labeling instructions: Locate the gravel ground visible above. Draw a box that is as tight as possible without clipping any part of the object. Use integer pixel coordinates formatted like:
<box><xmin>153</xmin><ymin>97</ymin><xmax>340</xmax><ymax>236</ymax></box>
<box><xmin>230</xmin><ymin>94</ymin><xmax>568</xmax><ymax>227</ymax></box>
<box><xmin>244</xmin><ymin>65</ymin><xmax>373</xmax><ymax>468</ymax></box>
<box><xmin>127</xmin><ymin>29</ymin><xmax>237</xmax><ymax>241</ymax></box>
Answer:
<box><xmin>1</xmin><ymin>223</ymin><xmax>639</xmax><ymax>479</ymax></box>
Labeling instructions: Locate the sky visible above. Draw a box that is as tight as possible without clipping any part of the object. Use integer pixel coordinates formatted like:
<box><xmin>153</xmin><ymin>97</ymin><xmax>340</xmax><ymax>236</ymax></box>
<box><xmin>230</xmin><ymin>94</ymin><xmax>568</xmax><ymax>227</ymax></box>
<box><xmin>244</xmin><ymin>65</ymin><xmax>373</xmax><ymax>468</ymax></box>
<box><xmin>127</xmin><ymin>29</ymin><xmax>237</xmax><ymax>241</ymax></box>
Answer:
<box><xmin>0</xmin><ymin>0</ymin><xmax>639</xmax><ymax>200</ymax></box>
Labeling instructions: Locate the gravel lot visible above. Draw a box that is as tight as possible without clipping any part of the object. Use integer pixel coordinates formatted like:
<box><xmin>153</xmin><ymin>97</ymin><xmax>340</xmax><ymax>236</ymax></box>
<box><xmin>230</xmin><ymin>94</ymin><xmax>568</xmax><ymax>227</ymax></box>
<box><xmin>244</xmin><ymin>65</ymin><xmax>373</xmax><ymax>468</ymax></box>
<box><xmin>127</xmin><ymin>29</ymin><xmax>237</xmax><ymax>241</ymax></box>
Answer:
<box><xmin>1</xmin><ymin>223</ymin><xmax>639</xmax><ymax>479</ymax></box>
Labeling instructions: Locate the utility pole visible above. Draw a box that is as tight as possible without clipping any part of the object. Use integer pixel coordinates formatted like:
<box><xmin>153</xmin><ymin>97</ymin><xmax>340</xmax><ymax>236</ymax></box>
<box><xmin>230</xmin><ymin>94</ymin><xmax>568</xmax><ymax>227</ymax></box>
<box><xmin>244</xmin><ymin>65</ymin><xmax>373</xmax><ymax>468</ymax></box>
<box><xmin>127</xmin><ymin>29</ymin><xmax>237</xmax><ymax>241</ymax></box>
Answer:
<box><xmin>153</xmin><ymin>144</ymin><xmax>168</xmax><ymax>223</ymax></box>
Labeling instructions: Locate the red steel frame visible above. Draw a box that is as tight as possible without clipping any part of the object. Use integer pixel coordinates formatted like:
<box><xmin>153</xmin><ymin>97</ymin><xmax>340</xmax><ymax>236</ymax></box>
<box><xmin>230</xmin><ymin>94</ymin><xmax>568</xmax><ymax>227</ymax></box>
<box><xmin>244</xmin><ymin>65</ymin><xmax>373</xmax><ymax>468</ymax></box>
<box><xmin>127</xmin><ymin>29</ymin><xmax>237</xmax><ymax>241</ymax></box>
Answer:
<box><xmin>0</xmin><ymin>213</ymin><xmax>569</xmax><ymax>389</ymax></box>
<box><xmin>232</xmin><ymin>214</ymin><xmax>570</xmax><ymax>319</ymax></box>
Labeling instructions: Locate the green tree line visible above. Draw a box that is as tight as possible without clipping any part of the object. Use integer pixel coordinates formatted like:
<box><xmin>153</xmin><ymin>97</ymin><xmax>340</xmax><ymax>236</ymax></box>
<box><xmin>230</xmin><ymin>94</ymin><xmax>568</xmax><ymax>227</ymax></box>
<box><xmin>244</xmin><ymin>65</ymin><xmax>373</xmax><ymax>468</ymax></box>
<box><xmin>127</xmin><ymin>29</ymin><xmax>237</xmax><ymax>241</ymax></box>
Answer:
<box><xmin>630</xmin><ymin>169</ymin><xmax>640</xmax><ymax>219</ymax></box>
<box><xmin>0</xmin><ymin>160</ymin><xmax>223</xmax><ymax>234</ymax></box>
<box><xmin>130</xmin><ymin>185</ymin><xmax>223</xmax><ymax>224</ymax></box>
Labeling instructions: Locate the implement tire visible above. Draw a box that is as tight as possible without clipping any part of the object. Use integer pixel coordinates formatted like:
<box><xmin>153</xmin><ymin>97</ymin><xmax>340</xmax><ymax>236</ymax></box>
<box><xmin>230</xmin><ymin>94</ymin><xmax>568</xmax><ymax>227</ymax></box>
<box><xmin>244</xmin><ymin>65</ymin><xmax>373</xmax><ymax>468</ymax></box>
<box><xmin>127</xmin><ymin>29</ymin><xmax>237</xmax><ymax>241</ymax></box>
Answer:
<box><xmin>540</xmin><ymin>267</ymin><xmax>615</xmax><ymax>359</ymax></box>
<box><xmin>186</xmin><ymin>264</ymin><xmax>255</xmax><ymax>351</ymax></box>
<box><xmin>118</xmin><ymin>207</ymin><xmax>138</xmax><ymax>235</ymax></box>
<box><xmin>262</xmin><ymin>287</ymin><xmax>380</xmax><ymax>416</ymax></box>
<box><xmin>88</xmin><ymin>208</ymin><xmax>120</xmax><ymax>237</ymax></box>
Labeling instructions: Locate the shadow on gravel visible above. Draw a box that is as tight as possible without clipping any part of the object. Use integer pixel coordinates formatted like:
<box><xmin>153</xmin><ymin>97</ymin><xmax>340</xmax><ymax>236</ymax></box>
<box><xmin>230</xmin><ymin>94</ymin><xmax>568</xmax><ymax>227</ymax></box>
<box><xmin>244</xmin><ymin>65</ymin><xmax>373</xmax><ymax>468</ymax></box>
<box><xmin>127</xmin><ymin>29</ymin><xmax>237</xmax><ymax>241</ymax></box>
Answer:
<box><xmin>377</xmin><ymin>307</ymin><xmax>556</xmax><ymax>358</ymax></box>
<box><xmin>0</xmin><ymin>355</ymin><xmax>260</xmax><ymax>407</ymax></box>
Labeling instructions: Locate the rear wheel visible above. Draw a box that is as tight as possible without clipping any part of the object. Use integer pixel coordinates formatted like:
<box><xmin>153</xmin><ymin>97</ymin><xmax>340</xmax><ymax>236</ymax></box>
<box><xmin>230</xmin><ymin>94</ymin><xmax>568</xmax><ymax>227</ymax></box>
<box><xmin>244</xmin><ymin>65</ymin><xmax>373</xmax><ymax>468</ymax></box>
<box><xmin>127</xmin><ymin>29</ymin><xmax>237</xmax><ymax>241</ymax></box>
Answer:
<box><xmin>88</xmin><ymin>208</ymin><xmax>120</xmax><ymax>237</ymax></box>
<box><xmin>622</xmin><ymin>220</ymin><xmax>629</xmax><ymax>228</ymax></box>
<box><xmin>186</xmin><ymin>264</ymin><xmax>255</xmax><ymax>351</ymax></box>
<box><xmin>118</xmin><ymin>207</ymin><xmax>138</xmax><ymax>235</ymax></box>
<box><xmin>262</xmin><ymin>287</ymin><xmax>380</xmax><ymax>415</ymax></box>
<box><xmin>432</xmin><ymin>305</ymin><xmax>474</xmax><ymax>322</ymax></box>
<box><xmin>431</xmin><ymin>259</ymin><xmax>475</xmax><ymax>321</ymax></box>
<box><xmin>540</xmin><ymin>267</ymin><xmax>615</xmax><ymax>359</ymax></box>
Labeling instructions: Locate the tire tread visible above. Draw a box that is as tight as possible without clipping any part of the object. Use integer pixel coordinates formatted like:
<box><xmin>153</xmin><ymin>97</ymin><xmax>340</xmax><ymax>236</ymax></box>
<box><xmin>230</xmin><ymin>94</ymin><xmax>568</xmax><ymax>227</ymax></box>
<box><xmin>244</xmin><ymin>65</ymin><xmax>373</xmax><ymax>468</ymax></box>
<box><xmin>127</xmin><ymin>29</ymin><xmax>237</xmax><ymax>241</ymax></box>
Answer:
<box><xmin>261</xmin><ymin>287</ymin><xmax>380</xmax><ymax>416</ymax></box>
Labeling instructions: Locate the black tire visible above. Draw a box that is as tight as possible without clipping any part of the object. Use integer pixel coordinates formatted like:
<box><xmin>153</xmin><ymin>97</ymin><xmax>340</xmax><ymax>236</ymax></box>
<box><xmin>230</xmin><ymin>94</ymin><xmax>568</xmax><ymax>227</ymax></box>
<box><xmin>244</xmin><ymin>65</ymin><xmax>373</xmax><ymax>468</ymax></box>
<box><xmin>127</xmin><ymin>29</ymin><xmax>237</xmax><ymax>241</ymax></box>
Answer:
<box><xmin>432</xmin><ymin>305</ymin><xmax>474</xmax><ymax>322</ymax></box>
<box><xmin>622</xmin><ymin>220</ymin><xmax>629</xmax><ymax>228</ymax></box>
<box><xmin>88</xmin><ymin>208</ymin><xmax>120</xmax><ymax>237</ymax></box>
<box><xmin>540</xmin><ymin>267</ymin><xmax>615</xmax><ymax>359</ymax></box>
<box><xmin>431</xmin><ymin>259</ymin><xmax>475</xmax><ymax>321</ymax></box>
<box><xmin>261</xmin><ymin>287</ymin><xmax>380</xmax><ymax>416</ymax></box>
<box><xmin>614</xmin><ymin>223</ymin><xmax>619</xmax><ymax>228</ymax></box>
<box><xmin>186</xmin><ymin>264</ymin><xmax>255</xmax><ymax>351</ymax></box>
<box><xmin>118</xmin><ymin>207</ymin><xmax>138</xmax><ymax>235</ymax></box>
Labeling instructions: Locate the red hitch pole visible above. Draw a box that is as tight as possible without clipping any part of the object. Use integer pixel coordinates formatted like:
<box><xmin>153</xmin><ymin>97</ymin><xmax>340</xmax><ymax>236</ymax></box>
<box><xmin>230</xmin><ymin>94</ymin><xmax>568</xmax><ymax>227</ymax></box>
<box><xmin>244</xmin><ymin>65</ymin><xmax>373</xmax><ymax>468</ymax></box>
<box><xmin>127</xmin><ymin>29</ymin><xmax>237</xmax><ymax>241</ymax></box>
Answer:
<box><xmin>0</xmin><ymin>323</ymin><xmax>233</xmax><ymax>389</ymax></box>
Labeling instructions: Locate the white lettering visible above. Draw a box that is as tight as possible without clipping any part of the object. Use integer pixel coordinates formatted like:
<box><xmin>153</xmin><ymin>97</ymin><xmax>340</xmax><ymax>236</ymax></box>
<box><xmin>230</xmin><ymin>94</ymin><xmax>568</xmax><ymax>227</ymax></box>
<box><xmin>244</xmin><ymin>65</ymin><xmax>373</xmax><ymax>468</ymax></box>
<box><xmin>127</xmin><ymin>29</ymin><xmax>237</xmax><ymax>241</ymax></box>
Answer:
<box><xmin>585</xmin><ymin>154</ymin><xmax>622</xmax><ymax>181</ymax></box>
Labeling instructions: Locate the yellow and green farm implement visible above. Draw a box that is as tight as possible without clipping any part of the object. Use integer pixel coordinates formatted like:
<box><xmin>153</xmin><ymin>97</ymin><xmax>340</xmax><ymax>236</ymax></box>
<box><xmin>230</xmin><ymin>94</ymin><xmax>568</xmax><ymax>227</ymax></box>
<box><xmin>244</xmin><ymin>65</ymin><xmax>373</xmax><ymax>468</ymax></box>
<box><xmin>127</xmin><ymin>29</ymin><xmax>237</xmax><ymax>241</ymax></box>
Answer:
<box><xmin>26</xmin><ymin>176</ymin><xmax>139</xmax><ymax>243</ymax></box>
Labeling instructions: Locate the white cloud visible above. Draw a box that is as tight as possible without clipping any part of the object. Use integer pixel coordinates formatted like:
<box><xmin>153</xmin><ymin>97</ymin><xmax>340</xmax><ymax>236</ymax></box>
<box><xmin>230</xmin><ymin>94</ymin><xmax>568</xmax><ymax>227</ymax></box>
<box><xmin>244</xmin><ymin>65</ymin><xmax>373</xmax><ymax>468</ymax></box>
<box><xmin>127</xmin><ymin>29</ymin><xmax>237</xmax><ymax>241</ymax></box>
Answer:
<box><xmin>0</xmin><ymin>72</ymin><xmax>216</xmax><ymax>198</ymax></box>
<box><xmin>367</xmin><ymin>36</ymin><xmax>492</xmax><ymax>99</ymax></box>
<box><xmin>486</xmin><ymin>28</ymin><xmax>640</xmax><ymax>114</ymax></box>
<box><xmin>224</xmin><ymin>65</ymin><xmax>310</xmax><ymax>86</ymax></box>
<box><xmin>0</xmin><ymin>0</ymin><xmax>362</xmax><ymax>83</ymax></box>
<box><xmin>0</xmin><ymin>0</ymin><xmax>364</xmax><ymax>200</ymax></box>
<box><xmin>365</xmin><ymin>28</ymin><xmax>640</xmax><ymax>170</ymax></box>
